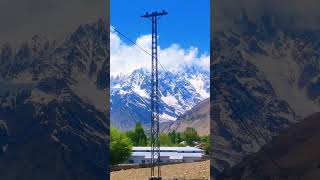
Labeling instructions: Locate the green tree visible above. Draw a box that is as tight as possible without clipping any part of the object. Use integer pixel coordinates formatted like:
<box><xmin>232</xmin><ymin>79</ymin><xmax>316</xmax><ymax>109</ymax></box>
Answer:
<box><xmin>183</xmin><ymin>127</ymin><xmax>200</xmax><ymax>146</ymax></box>
<box><xmin>176</xmin><ymin>132</ymin><xmax>182</xmax><ymax>143</ymax></box>
<box><xmin>201</xmin><ymin>135</ymin><xmax>210</xmax><ymax>155</ymax></box>
<box><xmin>160</xmin><ymin>133</ymin><xmax>173</xmax><ymax>146</ymax></box>
<box><xmin>168</xmin><ymin>130</ymin><xmax>184</xmax><ymax>144</ymax></box>
<box><xmin>110</xmin><ymin>127</ymin><xmax>132</xmax><ymax>165</ymax></box>
<box><xmin>168</xmin><ymin>130</ymin><xmax>177</xmax><ymax>144</ymax></box>
<box><xmin>126</xmin><ymin>123</ymin><xmax>148</xmax><ymax>146</ymax></box>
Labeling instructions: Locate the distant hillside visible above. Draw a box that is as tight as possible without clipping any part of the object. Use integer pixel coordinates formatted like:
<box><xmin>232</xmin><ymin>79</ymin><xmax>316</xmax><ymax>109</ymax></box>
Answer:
<box><xmin>218</xmin><ymin>112</ymin><xmax>320</xmax><ymax>180</ymax></box>
<box><xmin>162</xmin><ymin>98</ymin><xmax>209</xmax><ymax>136</ymax></box>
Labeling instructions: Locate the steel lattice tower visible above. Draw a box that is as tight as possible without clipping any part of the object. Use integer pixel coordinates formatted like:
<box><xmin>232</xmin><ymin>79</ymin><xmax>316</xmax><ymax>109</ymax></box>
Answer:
<box><xmin>141</xmin><ymin>10</ymin><xmax>168</xmax><ymax>180</ymax></box>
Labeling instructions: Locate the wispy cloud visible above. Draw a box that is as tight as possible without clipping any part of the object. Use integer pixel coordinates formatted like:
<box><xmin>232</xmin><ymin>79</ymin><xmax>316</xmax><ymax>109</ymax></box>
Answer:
<box><xmin>110</xmin><ymin>27</ymin><xmax>209</xmax><ymax>76</ymax></box>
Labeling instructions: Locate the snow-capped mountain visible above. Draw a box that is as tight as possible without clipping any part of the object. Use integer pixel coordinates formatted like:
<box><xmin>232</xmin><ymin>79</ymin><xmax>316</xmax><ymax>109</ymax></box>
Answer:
<box><xmin>110</xmin><ymin>66</ymin><xmax>209</xmax><ymax>131</ymax></box>
<box><xmin>0</xmin><ymin>20</ymin><xmax>109</xmax><ymax>179</ymax></box>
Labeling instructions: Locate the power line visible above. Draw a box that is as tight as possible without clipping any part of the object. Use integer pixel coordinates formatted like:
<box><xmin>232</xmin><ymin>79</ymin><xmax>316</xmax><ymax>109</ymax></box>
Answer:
<box><xmin>111</xmin><ymin>26</ymin><xmax>186</xmax><ymax>98</ymax></box>
<box><xmin>111</xmin><ymin>27</ymin><xmax>153</xmax><ymax>58</ymax></box>
<box><xmin>111</xmin><ymin>26</ymin><xmax>168</xmax><ymax>71</ymax></box>
<box><xmin>112</xmin><ymin>26</ymin><xmax>169</xmax><ymax>85</ymax></box>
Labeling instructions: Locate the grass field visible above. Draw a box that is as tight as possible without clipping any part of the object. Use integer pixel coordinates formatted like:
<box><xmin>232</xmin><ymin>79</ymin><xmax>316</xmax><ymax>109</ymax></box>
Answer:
<box><xmin>111</xmin><ymin>160</ymin><xmax>210</xmax><ymax>180</ymax></box>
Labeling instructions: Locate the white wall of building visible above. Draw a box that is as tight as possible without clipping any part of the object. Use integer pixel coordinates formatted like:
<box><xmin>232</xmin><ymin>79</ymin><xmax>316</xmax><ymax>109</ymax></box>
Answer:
<box><xmin>128</xmin><ymin>147</ymin><xmax>204</xmax><ymax>165</ymax></box>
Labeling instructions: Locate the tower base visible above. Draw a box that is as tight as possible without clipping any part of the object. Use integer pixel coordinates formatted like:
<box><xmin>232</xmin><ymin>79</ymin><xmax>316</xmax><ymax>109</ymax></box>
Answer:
<box><xmin>149</xmin><ymin>176</ymin><xmax>162</xmax><ymax>180</ymax></box>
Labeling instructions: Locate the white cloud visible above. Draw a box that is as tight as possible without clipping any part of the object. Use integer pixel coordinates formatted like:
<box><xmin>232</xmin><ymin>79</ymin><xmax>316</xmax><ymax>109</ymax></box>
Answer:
<box><xmin>110</xmin><ymin>27</ymin><xmax>209</xmax><ymax>76</ymax></box>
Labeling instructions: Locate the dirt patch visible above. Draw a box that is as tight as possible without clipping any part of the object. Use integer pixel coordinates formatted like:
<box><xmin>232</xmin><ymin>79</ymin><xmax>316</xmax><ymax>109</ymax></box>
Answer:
<box><xmin>111</xmin><ymin>160</ymin><xmax>210</xmax><ymax>180</ymax></box>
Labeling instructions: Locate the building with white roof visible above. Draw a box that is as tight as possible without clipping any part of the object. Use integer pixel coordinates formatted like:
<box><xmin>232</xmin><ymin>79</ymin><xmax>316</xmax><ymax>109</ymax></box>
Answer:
<box><xmin>127</xmin><ymin>146</ymin><xmax>204</xmax><ymax>164</ymax></box>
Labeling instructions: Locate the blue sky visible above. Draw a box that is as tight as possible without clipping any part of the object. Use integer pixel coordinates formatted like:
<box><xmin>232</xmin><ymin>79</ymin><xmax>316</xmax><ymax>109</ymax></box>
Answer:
<box><xmin>111</xmin><ymin>0</ymin><xmax>209</xmax><ymax>54</ymax></box>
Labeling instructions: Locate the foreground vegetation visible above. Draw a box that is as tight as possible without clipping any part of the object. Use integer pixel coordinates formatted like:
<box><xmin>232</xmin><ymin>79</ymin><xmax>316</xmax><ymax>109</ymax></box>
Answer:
<box><xmin>110</xmin><ymin>123</ymin><xmax>210</xmax><ymax>164</ymax></box>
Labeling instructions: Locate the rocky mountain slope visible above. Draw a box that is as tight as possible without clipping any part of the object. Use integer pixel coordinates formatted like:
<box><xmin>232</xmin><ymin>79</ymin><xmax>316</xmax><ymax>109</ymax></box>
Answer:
<box><xmin>210</xmin><ymin>11</ymin><xmax>320</xmax><ymax>175</ymax></box>
<box><xmin>162</xmin><ymin>98</ymin><xmax>210</xmax><ymax>136</ymax></box>
<box><xmin>110</xmin><ymin>66</ymin><xmax>209</xmax><ymax>131</ymax></box>
<box><xmin>0</xmin><ymin>19</ymin><xmax>109</xmax><ymax>179</ymax></box>
<box><xmin>216</xmin><ymin>12</ymin><xmax>320</xmax><ymax>118</ymax></box>
<box><xmin>218</xmin><ymin>112</ymin><xmax>320</xmax><ymax>180</ymax></box>
<box><xmin>211</xmin><ymin>45</ymin><xmax>296</xmax><ymax>173</ymax></box>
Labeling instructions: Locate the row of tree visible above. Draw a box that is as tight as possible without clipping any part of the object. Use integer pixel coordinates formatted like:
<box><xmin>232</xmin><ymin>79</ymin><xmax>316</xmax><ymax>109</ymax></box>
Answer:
<box><xmin>110</xmin><ymin>123</ymin><xmax>210</xmax><ymax>165</ymax></box>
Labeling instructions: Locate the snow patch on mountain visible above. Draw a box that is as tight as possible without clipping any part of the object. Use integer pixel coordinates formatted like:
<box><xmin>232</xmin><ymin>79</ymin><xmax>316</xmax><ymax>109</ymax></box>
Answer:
<box><xmin>161</xmin><ymin>93</ymin><xmax>178</xmax><ymax>107</ymax></box>
<box><xmin>188</xmin><ymin>75</ymin><xmax>210</xmax><ymax>98</ymax></box>
<box><xmin>132</xmin><ymin>84</ymin><xmax>149</xmax><ymax>99</ymax></box>
<box><xmin>160</xmin><ymin>113</ymin><xmax>176</xmax><ymax>121</ymax></box>
<box><xmin>119</xmin><ymin>90</ymin><xmax>128</xmax><ymax>95</ymax></box>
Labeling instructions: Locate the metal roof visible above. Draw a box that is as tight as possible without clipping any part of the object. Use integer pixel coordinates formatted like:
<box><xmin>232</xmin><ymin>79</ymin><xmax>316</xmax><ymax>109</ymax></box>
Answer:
<box><xmin>132</xmin><ymin>146</ymin><xmax>204</xmax><ymax>152</ymax></box>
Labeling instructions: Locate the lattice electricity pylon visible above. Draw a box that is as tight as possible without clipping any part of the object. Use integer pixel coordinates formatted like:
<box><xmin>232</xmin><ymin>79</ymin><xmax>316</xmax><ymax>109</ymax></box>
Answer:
<box><xmin>141</xmin><ymin>10</ymin><xmax>168</xmax><ymax>179</ymax></box>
